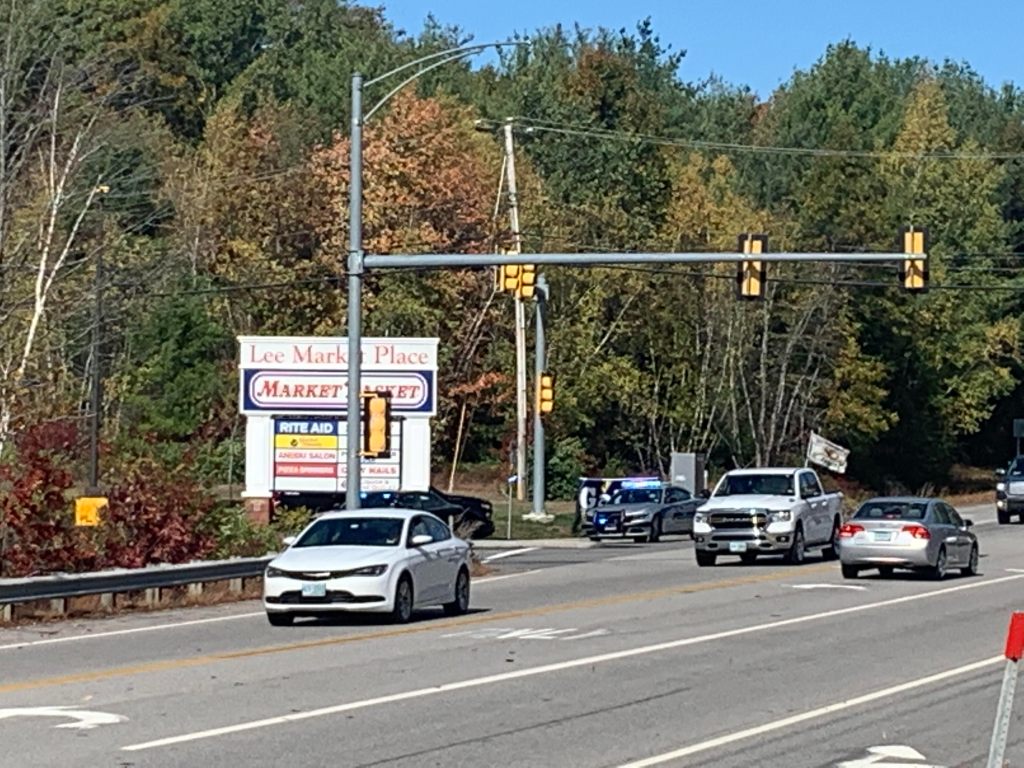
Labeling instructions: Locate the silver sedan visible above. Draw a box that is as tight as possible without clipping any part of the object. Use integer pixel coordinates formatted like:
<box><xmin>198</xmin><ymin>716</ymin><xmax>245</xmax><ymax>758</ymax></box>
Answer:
<box><xmin>838</xmin><ymin>496</ymin><xmax>979</xmax><ymax>580</ymax></box>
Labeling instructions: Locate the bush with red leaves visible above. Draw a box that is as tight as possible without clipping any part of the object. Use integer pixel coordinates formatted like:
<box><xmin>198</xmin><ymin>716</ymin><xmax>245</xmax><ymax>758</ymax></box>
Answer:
<box><xmin>0</xmin><ymin>422</ymin><xmax>216</xmax><ymax>577</ymax></box>
<box><xmin>0</xmin><ymin>422</ymin><xmax>81</xmax><ymax>577</ymax></box>
<box><xmin>99</xmin><ymin>454</ymin><xmax>216</xmax><ymax>569</ymax></box>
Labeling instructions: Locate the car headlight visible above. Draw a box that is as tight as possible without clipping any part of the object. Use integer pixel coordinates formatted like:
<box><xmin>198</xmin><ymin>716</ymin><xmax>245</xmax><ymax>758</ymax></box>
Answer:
<box><xmin>693</xmin><ymin>512</ymin><xmax>707</xmax><ymax>524</ymax></box>
<box><xmin>767</xmin><ymin>510</ymin><xmax>792</xmax><ymax>523</ymax></box>
<box><xmin>265</xmin><ymin>566</ymin><xmax>286</xmax><ymax>578</ymax></box>
<box><xmin>997</xmin><ymin>482</ymin><xmax>1006</xmax><ymax>492</ymax></box>
<box><xmin>351</xmin><ymin>565</ymin><xmax>388</xmax><ymax>577</ymax></box>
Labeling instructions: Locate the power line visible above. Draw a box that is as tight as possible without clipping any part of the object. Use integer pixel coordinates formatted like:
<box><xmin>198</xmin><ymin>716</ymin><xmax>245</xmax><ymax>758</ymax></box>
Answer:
<box><xmin>510</xmin><ymin>117</ymin><xmax>1024</xmax><ymax>161</ymax></box>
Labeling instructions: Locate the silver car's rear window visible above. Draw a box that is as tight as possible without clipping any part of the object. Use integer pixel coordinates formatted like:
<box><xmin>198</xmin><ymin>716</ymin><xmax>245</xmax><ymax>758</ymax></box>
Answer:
<box><xmin>853</xmin><ymin>503</ymin><xmax>928</xmax><ymax>521</ymax></box>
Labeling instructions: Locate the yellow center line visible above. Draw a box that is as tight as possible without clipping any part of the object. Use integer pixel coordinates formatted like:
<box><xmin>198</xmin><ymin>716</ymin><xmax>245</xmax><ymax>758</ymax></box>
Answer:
<box><xmin>0</xmin><ymin>563</ymin><xmax>830</xmax><ymax>694</ymax></box>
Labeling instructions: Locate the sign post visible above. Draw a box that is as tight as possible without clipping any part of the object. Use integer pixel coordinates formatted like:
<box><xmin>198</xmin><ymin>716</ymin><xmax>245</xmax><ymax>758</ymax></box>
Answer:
<box><xmin>987</xmin><ymin>611</ymin><xmax>1024</xmax><ymax>768</ymax></box>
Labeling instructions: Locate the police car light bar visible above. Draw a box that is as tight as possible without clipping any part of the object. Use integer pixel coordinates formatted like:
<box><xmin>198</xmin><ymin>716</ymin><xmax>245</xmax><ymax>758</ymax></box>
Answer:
<box><xmin>620</xmin><ymin>478</ymin><xmax>662</xmax><ymax>489</ymax></box>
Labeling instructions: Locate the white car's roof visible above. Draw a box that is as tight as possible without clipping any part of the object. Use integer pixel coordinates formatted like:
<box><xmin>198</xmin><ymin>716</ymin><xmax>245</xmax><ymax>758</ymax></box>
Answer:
<box><xmin>724</xmin><ymin>467</ymin><xmax>803</xmax><ymax>476</ymax></box>
<box><xmin>315</xmin><ymin>507</ymin><xmax>420</xmax><ymax>521</ymax></box>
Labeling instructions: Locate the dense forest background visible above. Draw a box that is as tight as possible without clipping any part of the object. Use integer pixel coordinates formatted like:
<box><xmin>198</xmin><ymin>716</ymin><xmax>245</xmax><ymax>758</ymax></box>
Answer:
<box><xmin>3</xmin><ymin>0</ymin><xmax>1024</xmax><ymax>509</ymax></box>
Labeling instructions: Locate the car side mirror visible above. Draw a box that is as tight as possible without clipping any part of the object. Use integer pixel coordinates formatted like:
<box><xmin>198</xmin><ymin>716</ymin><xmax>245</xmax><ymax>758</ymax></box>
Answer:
<box><xmin>996</xmin><ymin>469</ymin><xmax>1006</xmax><ymax>478</ymax></box>
<box><xmin>964</xmin><ymin>519</ymin><xmax>974</xmax><ymax>528</ymax></box>
<box><xmin>700</xmin><ymin>489</ymin><xmax>711</xmax><ymax>499</ymax></box>
<box><xmin>282</xmin><ymin>536</ymin><xmax>297</xmax><ymax>547</ymax></box>
<box><xmin>409</xmin><ymin>534</ymin><xmax>432</xmax><ymax>547</ymax></box>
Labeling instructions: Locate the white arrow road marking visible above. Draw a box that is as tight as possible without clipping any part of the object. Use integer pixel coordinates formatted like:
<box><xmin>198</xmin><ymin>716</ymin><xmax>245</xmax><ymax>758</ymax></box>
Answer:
<box><xmin>0</xmin><ymin>706</ymin><xmax>127</xmax><ymax>730</ymax></box>
<box><xmin>480</xmin><ymin>547</ymin><xmax>540</xmax><ymax>563</ymax></box>
<box><xmin>836</xmin><ymin>744</ymin><xmax>943</xmax><ymax>767</ymax></box>
<box><xmin>788</xmin><ymin>584</ymin><xmax>868</xmax><ymax>591</ymax></box>
<box><xmin>442</xmin><ymin>626</ymin><xmax>610</xmax><ymax>641</ymax></box>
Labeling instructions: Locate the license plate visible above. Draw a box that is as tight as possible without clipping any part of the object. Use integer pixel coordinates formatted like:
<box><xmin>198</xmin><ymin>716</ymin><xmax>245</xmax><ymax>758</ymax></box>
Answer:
<box><xmin>729</xmin><ymin>542</ymin><xmax>748</xmax><ymax>553</ymax></box>
<box><xmin>301</xmin><ymin>582</ymin><xmax>327</xmax><ymax>598</ymax></box>
<box><xmin>873</xmin><ymin>531</ymin><xmax>892</xmax><ymax>542</ymax></box>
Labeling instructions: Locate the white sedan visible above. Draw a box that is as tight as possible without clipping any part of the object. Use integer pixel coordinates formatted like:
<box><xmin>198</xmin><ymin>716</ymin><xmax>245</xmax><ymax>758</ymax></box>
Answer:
<box><xmin>263</xmin><ymin>507</ymin><xmax>472</xmax><ymax>626</ymax></box>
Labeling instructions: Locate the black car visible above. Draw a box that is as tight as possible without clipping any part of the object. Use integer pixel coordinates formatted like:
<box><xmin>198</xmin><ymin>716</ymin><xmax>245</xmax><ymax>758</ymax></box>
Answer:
<box><xmin>360</xmin><ymin>488</ymin><xmax>495</xmax><ymax>540</ymax></box>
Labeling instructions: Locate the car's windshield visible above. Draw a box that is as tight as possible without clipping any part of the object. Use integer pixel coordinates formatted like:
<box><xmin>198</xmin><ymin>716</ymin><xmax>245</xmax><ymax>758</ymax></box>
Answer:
<box><xmin>610</xmin><ymin>488</ymin><xmax>662</xmax><ymax>505</ymax></box>
<box><xmin>853</xmin><ymin>502</ymin><xmax>928</xmax><ymax>521</ymax></box>
<box><xmin>714</xmin><ymin>474</ymin><xmax>794</xmax><ymax>496</ymax></box>
<box><xmin>294</xmin><ymin>517</ymin><xmax>404</xmax><ymax>547</ymax></box>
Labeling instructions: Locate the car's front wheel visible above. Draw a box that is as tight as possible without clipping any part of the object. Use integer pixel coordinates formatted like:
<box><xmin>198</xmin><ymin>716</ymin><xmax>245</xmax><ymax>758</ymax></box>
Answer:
<box><xmin>841</xmin><ymin>564</ymin><xmax>859</xmax><ymax>579</ymax></box>
<box><xmin>392</xmin><ymin>575</ymin><xmax>414</xmax><ymax>624</ymax></box>
<box><xmin>444</xmin><ymin>568</ymin><xmax>471</xmax><ymax>616</ymax></box>
<box><xmin>961</xmin><ymin>544</ymin><xmax>979</xmax><ymax>577</ymax></box>
<box><xmin>267</xmin><ymin>612</ymin><xmax>293</xmax><ymax>627</ymax></box>
<box><xmin>647</xmin><ymin>515</ymin><xmax>662</xmax><ymax>544</ymax></box>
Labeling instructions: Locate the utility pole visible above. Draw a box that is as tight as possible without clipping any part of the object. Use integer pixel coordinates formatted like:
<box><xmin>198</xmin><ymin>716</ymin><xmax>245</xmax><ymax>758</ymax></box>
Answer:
<box><xmin>87</xmin><ymin>245</ymin><xmax>102</xmax><ymax>493</ymax></box>
<box><xmin>502</xmin><ymin>118</ymin><xmax>528</xmax><ymax>502</ymax></box>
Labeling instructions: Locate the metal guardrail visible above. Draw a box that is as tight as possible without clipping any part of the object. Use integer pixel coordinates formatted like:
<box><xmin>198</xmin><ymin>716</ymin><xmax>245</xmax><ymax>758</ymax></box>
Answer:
<box><xmin>0</xmin><ymin>557</ymin><xmax>274</xmax><ymax>605</ymax></box>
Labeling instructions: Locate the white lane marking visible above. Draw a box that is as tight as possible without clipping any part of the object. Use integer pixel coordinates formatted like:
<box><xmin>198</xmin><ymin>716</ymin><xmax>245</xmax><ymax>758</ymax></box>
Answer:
<box><xmin>836</xmin><ymin>744</ymin><xmax>941</xmax><ymax>767</ymax></box>
<box><xmin>788</xmin><ymin>584</ymin><xmax>868</xmax><ymax>591</ymax></box>
<box><xmin>481</xmin><ymin>547</ymin><xmax>540</xmax><ymax>563</ymax></box>
<box><xmin>615</xmin><ymin>658</ymin><xmax>997</xmax><ymax>767</ymax></box>
<box><xmin>1006</xmin><ymin>568</ymin><xmax>1024</xmax><ymax>574</ymax></box>
<box><xmin>0</xmin><ymin>705</ymin><xmax>127</xmax><ymax>730</ymax></box>
<box><xmin>121</xmin><ymin>573</ymin><xmax>1024</xmax><ymax>752</ymax></box>
<box><xmin>0</xmin><ymin>612</ymin><xmax>265</xmax><ymax>652</ymax></box>
<box><xmin>0</xmin><ymin>570</ymin><xmax>537</xmax><ymax>652</ymax></box>
<box><xmin>473</xmin><ymin>570</ymin><xmax>539</xmax><ymax>584</ymax></box>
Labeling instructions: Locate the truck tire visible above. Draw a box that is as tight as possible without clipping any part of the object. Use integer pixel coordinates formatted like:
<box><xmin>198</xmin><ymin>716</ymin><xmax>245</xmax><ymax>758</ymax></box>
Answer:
<box><xmin>695</xmin><ymin>550</ymin><xmax>716</xmax><ymax>567</ymax></box>
<box><xmin>739</xmin><ymin>552</ymin><xmax>758</xmax><ymax>565</ymax></box>
<box><xmin>822</xmin><ymin>518</ymin><xmax>841</xmax><ymax>561</ymax></box>
<box><xmin>998</xmin><ymin>509</ymin><xmax>1010</xmax><ymax>525</ymax></box>
<box><xmin>785</xmin><ymin>525</ymin><xmax>806</xmax><ymax>565</ymax></box>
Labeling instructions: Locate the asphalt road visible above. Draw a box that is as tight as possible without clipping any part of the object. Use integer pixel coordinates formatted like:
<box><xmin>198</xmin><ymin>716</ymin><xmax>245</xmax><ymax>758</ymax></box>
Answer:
<box><xmin>1</xmin><ymin>504</ymin><xmax>1022</xmax><ymax>768</ymax></box>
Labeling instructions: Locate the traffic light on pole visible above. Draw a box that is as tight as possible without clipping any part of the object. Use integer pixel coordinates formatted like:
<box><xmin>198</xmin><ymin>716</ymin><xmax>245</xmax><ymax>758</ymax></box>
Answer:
<box><xmin>361</xmin><ymin>390</ymin><xmax>392</xmax><ymax>458</ymax></box>
<box><xmin>736</xmin><ymin>233</ymin><xmax>768</xmax><ymax>300</ymax></box>
<box><xmin>501</xmin><ymin>264</ymin><xmax>521</xmax><ymax>293</ymax></box>
<box><xmin>899</xmin><ymin>226</ymin><xmax>928</xmax><ymax>293</ymax></box>
<box><xmin>518</xmin><ymin>263</ymin><xmax>536</xmax><ymax>299</ymax></box>
<box><xmin>537</xmin><ymin>372</ymin><xmax>554</xmax><ymax>415</ymax></box>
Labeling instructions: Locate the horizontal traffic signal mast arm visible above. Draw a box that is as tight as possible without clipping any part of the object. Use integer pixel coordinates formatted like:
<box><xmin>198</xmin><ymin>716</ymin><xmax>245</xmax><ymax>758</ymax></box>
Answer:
<box><xmin>363</xmin><ymin>252</ymin><xmax>920</xmax><ymax>269</ymax></box>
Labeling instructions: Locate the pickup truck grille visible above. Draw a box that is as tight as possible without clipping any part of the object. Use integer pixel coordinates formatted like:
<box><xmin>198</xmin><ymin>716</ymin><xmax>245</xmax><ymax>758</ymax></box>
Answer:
<box><xmin>708</xmin><ymin>512</ymin><xmax>767</xmax><ymax>529</ymax></box>
<box><xmin>1008</xmin><ymin>481</ymin><xmax>1024</xmax><ymax>495</ymax></box>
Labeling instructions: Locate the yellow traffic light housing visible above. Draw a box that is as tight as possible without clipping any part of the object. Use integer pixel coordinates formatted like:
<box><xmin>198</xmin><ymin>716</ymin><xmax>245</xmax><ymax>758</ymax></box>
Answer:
<box><xmin>899</xmin><ymin>226</ymin><xmax>928</xmax><ymax>293</ymax></box>
<box><xmin>537</xmin><ymin>372</ymin><xmax>554</xmax><ymax>415</ymax></box>
<box><xmin>497</xmin><ymin>261</ymin><xmax>537</xmax><ymax>299</ymax></box>
<box><xmin>361</xmin><ymin>389</ymin><xmax>392</xmax><ymax>458</ymax></box>
<box><xmin>736</xmin><ymin>233</ymin><xmax>768</xmax><ymax>300</ymax></box>
<box><xmin>501</xmin><ymin>264</ymin><xmax>521</xmax><ymax>293</ymax></box>
<box><xmin>518</xmin><ymin>263</ymin><xmax>536</xmax><ymax>299</ymax></box>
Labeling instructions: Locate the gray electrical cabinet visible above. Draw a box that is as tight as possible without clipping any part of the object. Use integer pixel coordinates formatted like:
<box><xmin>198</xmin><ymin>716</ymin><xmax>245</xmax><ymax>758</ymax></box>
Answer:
<box><xmin>669</xmin><ymin>452</ymin><xmax>706</xmax><ymax>495</ymax></box>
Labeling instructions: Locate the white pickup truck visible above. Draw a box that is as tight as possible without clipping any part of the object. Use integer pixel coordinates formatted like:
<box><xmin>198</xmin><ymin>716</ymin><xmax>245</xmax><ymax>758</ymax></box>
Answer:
<box><xmin>692</xmin><ymin>467</ymin><xmax>843</xmax><ymax>566</ymax></box>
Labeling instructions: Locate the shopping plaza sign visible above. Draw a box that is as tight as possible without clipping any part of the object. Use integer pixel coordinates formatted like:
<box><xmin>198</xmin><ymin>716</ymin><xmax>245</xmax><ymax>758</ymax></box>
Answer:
<box><xmin>238</xmin><ymin>336</ymin><xmax>438</xmax><ymax>416</ymax></box>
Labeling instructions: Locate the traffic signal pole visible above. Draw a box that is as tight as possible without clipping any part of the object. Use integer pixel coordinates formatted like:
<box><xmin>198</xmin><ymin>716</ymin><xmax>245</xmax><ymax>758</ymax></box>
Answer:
<box><xmin>503</xmin><ymin>120</ymin><xmax>529</xmax><ymax>503</ymax></box>
<box><xmin>526</xmin><ymin>275</ymin><xmax>551</xmax><ymax>521</ymax></box>
<box><xmin>347</xmin><ymin>251</ymin><xmax>918</xmax><ymax>519</ymax></box>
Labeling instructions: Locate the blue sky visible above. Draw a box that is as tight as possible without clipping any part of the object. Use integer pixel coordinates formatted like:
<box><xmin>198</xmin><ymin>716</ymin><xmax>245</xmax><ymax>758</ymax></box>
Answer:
<box><xmin>382</xmin><ymin>0</ymin><xmax>1021</xmax><ymax>98</ymax></box>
